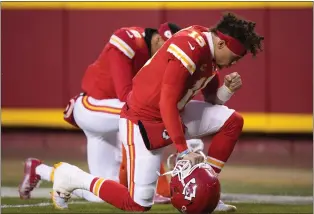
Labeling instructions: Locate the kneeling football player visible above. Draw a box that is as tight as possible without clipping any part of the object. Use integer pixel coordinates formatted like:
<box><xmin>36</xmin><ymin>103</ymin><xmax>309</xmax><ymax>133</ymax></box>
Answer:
<box><xmin>31</xmin><ymin>13</ymin><xmax>264</xmax><ymax>212</ymax></box>
<box><xmin>18</xmin><ymin>22</ymin><xmax>181</xmax><ymax>204</ymax></box>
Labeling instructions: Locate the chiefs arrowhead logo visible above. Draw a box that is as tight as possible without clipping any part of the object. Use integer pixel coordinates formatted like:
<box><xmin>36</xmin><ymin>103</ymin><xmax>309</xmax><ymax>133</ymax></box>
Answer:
<box><xmin>182</xmin><ymin>178</ymin><xmax>197</xmax><ymax>201</ymax></box>
<box><xmin>63</xmin><ymin>99</ymin><xmax>75</xmax><ymax>119</ymax></box>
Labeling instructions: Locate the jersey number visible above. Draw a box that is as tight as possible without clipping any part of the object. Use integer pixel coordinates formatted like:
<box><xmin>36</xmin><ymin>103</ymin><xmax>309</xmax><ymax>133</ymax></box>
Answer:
<box><xmin>188</xmin><ymin>31</ymin><xmax>206</xmax><ymax>47</ymax></box>
<box><xmin>126</xmin><ymin>30</ymin><xmax>142</xmax><ymax>38</ymax></box>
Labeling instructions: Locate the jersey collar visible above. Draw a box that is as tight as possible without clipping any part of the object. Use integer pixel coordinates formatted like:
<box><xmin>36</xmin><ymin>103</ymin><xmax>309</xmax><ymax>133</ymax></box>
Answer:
<box><xmin>203</xmin><ymin>32</ymin><xmax>215</xmax><ymax>59</ymax></box>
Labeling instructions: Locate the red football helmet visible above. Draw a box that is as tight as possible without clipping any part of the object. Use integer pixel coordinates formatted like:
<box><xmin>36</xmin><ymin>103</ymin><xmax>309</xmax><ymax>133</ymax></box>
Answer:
<box><xmin>170</xmin><ymin>160</ymin><xmax>220</xmax><ymax>214</ymax></box>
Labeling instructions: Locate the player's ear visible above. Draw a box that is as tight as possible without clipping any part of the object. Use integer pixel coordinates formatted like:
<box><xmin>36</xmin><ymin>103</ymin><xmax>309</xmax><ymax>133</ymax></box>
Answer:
<box><xmin>156</xmin><ymin>34</ymin><xmax>165</xmax><ymax>46</ymax></box>
<box><xmin>157</xmin><ymin>34</ymin><xmax>164</xmax><ymax>42</ymax></box>
<box><xmin>151</xmin><ymin>33</ymin><xmax>160</xmax><ymax>44</ymax></box>
<box><xmin>217</xmin><ymin>40</ymin><xmax>226</xmax><ymax>49</ymax></box>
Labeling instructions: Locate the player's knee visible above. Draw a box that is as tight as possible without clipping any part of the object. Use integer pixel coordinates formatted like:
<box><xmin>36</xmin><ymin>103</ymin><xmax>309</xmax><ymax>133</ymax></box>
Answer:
<box><xmin>125</xmin><ymin>199</ymin><xmax>151</xmax><ymax>212</ymax></box>
<box><xmin>222</xmin><ymin>111</ymin><xmax>244</xmax><ymax>138</ymax></box>
<box><xmin>142</xmin><ymin>206</ymin><xmax>152</xmax><ymax>212</ymax></box>
<box><xmin>187</xmin><ymin>139</ymin><xmax>204</xmax><ymax>152</ymax></box>
<box><xmin>232</xmin><ymin>111</ymin><xmax>244</xmax><ymax>131</ymax></box>
<box><xmin>128</xmin><ymin>187</ymin><xmax>153</xmax><ymax>212</ymax></box>
<box><xmin>137</xmin><ymin>184</ymin><xmax>155</xmax><ymax>201</ymax></box>
<box><xmin>129</xmin><ymin>203</ymin><xmax>151</xmax><ymax>212</ymax></box>
<box><xmin>130</xmin><ymin>183</ymin><xmax>155</xmax><ymax>212</ymax></box>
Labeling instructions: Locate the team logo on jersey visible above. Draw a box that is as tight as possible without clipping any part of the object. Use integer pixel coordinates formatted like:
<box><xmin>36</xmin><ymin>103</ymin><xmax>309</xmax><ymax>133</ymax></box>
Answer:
<box><xmin>162</xmin><ymin>129</ymin><xmax>170</xmax><ymax>140</ymax></box>
<box><xmin>182</xmin><ymin>178</ymin><xmax>197</xmax><ymax>201</ymax></box>
<box><xmin>63</xmin><ymin>99</ymin><xmax>75</xmax><ymax>119</ymax></box>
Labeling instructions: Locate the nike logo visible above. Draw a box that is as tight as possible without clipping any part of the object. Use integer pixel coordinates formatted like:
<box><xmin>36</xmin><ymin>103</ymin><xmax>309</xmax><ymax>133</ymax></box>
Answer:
<box><xmin>126</xmin><ymin>31</ymin><xmax>134</xmax><ymax>38</ymax></box>
<box><xmin>188</xmin><ymin>42</ymin><xmax>195</xmax><ymax>50</ymax></box>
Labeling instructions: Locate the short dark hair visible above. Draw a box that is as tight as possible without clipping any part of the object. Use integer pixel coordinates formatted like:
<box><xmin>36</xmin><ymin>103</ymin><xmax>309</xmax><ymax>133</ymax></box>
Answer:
<box><xmin>144</xmin><ymin>28</ymin><xmax>159</xmax><ymax>53</ymax></box>
<box><xmin>168</xmin><ymin>23</ymin><xmax>181</xmax><ymax>34</ymax></box>
<box><xmin>211</xmin><ymin>12</ymin><xmax>264</xmax><ymax>56</ymax></box>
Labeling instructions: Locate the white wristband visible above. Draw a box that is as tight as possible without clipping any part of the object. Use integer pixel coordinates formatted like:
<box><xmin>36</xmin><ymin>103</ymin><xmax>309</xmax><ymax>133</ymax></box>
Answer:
<box><xmin>216</xmin><ymin>84</ymin><xmax>234</xmax><ymax>104</ymax></box>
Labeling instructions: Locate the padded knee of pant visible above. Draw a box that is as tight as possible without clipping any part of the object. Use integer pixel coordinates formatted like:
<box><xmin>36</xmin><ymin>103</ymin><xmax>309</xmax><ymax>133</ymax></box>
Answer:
<box><xmin>232</xmin><ymin>112</ymin><xmax>244</xmax><ymax>129</ymax></box>
<box><xmin>130</xmin><ymin>204</ymin><xmax>151</xmax><ymax>212</ymax></box>
<box><xmin>136</xmin><ymin>184</ymin><xmax>155</xmax><ymax>201</ymax></box>
<box><xmin>186</xmin><ymin>139</ymin><xmax>204</xmax><ymax>152</ymax></box>
<box><xmin>143</xmin><ymin>206</ymin><xmax>152</xmax><ymax>212</ymax></box>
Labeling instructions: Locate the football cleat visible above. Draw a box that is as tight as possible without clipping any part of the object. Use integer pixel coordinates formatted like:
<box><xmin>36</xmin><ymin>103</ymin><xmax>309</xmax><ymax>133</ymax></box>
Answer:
<box><xmin>153</xmin><ymin>193</ymin><xmax>171</xmax><ymax>204</ymax></box>
<box><xmin>18</xmin><ymin>158</ymin><xmax>42</xmax><ymax>199</ymax></box>
<box><xmin>214</xmin><ymin>200</ymin><xmax>237</xmax><ymax>212</ymax></box>
<box><xmin>51</xmin><ymin>162</ymin><xmax>86</xmax><ymax>209</ymax></box>
<box><xmin>51</xmin><ymin>190</ymin><xmax>71</xmax><ymax>209</ymax></box>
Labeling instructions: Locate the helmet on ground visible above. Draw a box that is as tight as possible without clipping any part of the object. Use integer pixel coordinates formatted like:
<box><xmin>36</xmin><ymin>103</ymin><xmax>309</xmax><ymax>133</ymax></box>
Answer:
<box><xmin>170</xmin><ymin>160</ymin><xmax>220</xmax><ymax>214</ymax></box>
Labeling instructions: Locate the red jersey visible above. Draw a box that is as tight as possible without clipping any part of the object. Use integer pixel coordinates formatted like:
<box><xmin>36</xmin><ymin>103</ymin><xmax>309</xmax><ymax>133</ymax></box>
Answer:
<box><xmin>121</xmin><ymin>25</ymin><xmax>219</xmax><ymax>152</ymax></box>
<box><xmin>81</xmin><ymin>27</ymin><xmax>149</xmax><ymax>101</ymax></box>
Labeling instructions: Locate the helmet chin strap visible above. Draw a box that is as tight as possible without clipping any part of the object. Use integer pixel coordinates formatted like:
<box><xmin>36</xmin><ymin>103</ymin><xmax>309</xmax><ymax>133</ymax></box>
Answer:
<box><xmin>156</xmin><ymin>151</ymin><xmax>211</xmax><ymax>186</ymax></box>
<box><xmin>166</xmin><ymin>139</ymin><xmax>205</xmax><ymax>171</ymax></box>
<box><xmin>165</xmin><ymin>150</ymin><xmax>207</xmax><ymax>172</ymax></box>
<box><xmin>166</xmin><ymin>153</ymin><xmax>178</xmax><ymax>170</ymax></box>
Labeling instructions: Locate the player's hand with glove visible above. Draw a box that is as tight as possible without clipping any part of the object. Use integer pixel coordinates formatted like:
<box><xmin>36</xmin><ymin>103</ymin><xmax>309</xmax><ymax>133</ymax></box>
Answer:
<box><xmin>224</xmin><ymin>72</ymin><xmax>242</xmax><ymax>92</ymax></box>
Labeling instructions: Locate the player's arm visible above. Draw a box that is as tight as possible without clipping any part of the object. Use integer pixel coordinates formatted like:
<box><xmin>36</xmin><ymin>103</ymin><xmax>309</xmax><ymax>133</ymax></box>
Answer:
<box><xmin>203</xmin><ymin>72</ymin><xmax>241</xmax><ymax>105</ymax></box>
<box><xmin>160</xmin><ymin>60</ymin><xmax>205</xmax><ymax>165</ymax></box>
<box><xmin>109</xmin><ymin>49</ymin><xmax>133</xmax><ymax>102</ymax></box>
<box><xmin>160</xmin><ymin>59</ymin><xmax>189</xmax><ymax>153</ymax></box>
<box><xmin>202</xmin><ymin>73</ymin><xmax>220</xmax><ymax>104</ymax></box>
<box><xmin>202</xmin><ymin>72</ymin><xmax>233</xmax><ymax>105</ymax></box>
<box><xmin>160</xmin><ymin>36</ymin><xmax>203</xmax><ymax>153</ymax></box>
<box><xmin>108</xmin><ymin>29</ymin><xmax>137</xmax><ymax>102</ymax></box>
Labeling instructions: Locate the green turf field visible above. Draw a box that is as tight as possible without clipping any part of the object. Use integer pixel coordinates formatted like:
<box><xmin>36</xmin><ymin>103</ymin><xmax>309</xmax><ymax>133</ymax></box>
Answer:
<box><xmin>1</xmin><ymin>198</ymin><xmax>312</xmax><ymax>213</ymax></box>
<box><xmin>3</xmin><ymin>159</ymin><xmax>312</xmax><ymax>196</ymax></box>
<box><xmin>2</xmin><ymin>159</ymin><xmax>312</xmax><ymax>213</ymax></box>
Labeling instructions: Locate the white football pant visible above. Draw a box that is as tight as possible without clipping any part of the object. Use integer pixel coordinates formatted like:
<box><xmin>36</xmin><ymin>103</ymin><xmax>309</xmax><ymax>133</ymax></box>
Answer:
<box><xmin>119</xmin><ymin>100</ymin><xmax>235</xmax><ymax>207</ymax></box>
<box><xmin>72</xmin><ymin>95</ymin><xmax>124</xmax><ymax>202</ymax></box>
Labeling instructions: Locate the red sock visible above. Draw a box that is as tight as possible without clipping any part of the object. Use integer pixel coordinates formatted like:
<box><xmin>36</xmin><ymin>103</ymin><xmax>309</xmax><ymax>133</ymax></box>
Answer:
<box><xmin>90</xmin><ymin>178</ymin><xmax>150</xmax><ymax>212</ymax></box>
<box><xmin>207</xmin><ymin>112</ymin><xmax>244</xmax><ymax>173</ymax></box>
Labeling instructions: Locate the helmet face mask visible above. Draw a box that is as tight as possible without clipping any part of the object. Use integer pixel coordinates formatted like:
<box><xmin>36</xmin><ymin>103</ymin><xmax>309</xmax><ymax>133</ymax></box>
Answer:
<box><xmin>171</xmin><ymin>160</ymin><xmax>194</xmax><ymax>184</ymax></box>
<box><xmin>169</xmin><ymin>160</ymin><xmax>221</xmax><ymax>214</ymax></box>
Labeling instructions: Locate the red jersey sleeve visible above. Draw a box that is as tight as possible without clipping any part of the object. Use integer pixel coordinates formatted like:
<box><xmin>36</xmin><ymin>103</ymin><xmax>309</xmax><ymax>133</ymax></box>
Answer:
<box><xmin>106</xmin><ymin>28</ymin><xmax>142</xmax><ymax>101</ymax></box>
<box><xmin>108</xmin><ymin>48</ymin><xmax>133</xmax><ymax>102</ymax></box>
<box><xmin>108</xmin><ymin>28</ymin><xmax>138</xmax><ymax>59</ymax></box>
<box><xmin>166</xmin><ymin>35</ymin><xmax>205</xmax><ymax>75</ymax></box>
<box><xmin>160</xmin><ymin>59</ymin><xmax>189</xmax><ymax>153</ymax></box>
<box><xmin>159</xmin><ymin>35</ymin><xmax>206</xmax><ymax>153</ymax></box>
